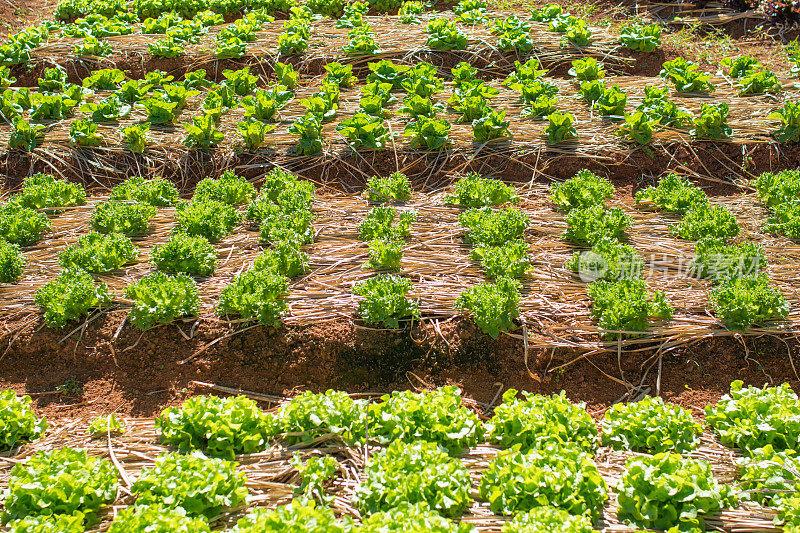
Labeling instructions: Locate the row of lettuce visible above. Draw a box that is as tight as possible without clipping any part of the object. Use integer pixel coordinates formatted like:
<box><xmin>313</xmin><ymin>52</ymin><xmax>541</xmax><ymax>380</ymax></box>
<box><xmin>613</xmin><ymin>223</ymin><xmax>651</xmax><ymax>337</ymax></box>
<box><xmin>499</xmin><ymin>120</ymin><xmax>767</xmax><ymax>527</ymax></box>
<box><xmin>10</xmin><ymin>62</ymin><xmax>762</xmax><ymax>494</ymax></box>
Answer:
<box><xmin>0</xmin><ymin>0</ymin><xmax>658</xmax><ymax>67</ymax></box>
<box><xmin>0</xmin><ymin>3</ymin><xmax>798</xmax><ymax>156</ymax></box>
<box><xmin>1</xmin><ymin>381</ymin><xmax>799</xmax><ymax>532</ymax></box>
<box><xmin>4</xmin><ymin>55</ymin><xmax>800</xmax><ymax>159</ymax></box>
<box><xmin>0</xmin><ymin>168</ymin><xmax>797</xmax><ymax>336</ymax></box>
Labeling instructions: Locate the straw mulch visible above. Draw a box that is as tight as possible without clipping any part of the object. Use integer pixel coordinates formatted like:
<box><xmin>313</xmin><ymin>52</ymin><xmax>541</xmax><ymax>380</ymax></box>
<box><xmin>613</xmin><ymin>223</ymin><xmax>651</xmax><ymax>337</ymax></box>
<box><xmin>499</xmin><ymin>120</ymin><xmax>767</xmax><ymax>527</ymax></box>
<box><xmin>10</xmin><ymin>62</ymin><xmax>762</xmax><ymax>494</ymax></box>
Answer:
<box><xmin>1</xmin><ymin>177</ymin><xmax>799</xmax><ymax>356</ymax></box>
<box><xmin>0</xmin><ymin>391</ymin><xmax>782</xmax><ymax>532</ymax></box>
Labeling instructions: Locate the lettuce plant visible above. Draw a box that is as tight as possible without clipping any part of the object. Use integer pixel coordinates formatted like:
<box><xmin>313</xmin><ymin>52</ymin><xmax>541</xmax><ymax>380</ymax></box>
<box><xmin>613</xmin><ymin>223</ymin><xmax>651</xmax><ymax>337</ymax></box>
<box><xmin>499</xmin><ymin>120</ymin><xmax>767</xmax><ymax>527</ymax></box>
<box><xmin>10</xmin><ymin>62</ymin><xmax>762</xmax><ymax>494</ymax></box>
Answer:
<box><xmin>217</xmin><ymin>269</ymin><xmax>289</xmax><ymax>327</ymax></box>
<box><xmin>484</xmin><ymin>389</ymin><xmax>599</xmax><ymax>452</ymax></box>
<box><xmin>365</xmin><ymin>239</ymin><xmax>403</xmax><ymax>271</ymax></box>
<box><xmin>361</xmin><ymin>503</ymin><xmax>473</xmax><ymax>533</ymax></box>
<box><xmin>343</xmin><ymin>25</ymin><xmax>381</xmax><ymax>56</ymax></box>
<box><xmin>550</xmin><ymin>169</ymin><xmax>613</xmax><ymax>211</ymax></box>
<box><xmin>222</xmin><ymin>66</ymin><xmax>259</xmax><ymax>96</ymax></box>
<box><xmin>634</xmin><ymin>173</ymin><xmax>707</xmax><ymax>214</ymax></box>
<box><xmin>738</xmin><ymin>70</ymin><xmax>781</xmax><ymax>96</ymax></box>
<box><xmin>755</xmin><ymin>168</ymin><xmax>800</xmax><ymax>206</ymax></box>
<box><xmin>690</xmin><ymin>237</ymin><xmax>765</xmax><ymax>283</ymax></box>
<box><xmin>35</xmin><ymin>268</ymin><xmax>111</xmax><ymax>328</ymax></box>
<box><xmin>139</xmin><ymin>97</ymin><xmax>178</xmax><ymax>124</ymax></box>
<box><xmin>107</xmin><ymin>505</ymin><xmax>210</xmax><ymax>533</ymax></box>
<box><xmin>672</xmin><ymin>203</ymin><xmax>739</xmax><ymax>240</ymax></box>
<box><xmin>175</xmin><ymin>199</ymin><xmax>240</xmax><ymax>242</ymax></box>
<box><xmin>121</xmin><ymin>122</ymin><xmax>151</xmax><ymax>153</ymax></box>
<box><xmin>148</xmin><ymin>37</ymin><xmax>185</xmax><ymax>58</ymax></box>
<box><xmin>738</xmin><ymin>444</ymin><xmax>800</xmax><ymax>506</ymax></box>
<box><xmin>0</xmin><ymin>239</ymin><xmax>25</xmax><ymax>283</ymax></box>
<box><xmin>594</xmin><ymin>85</ymin><xmax>627</xmax><ymax>116</ymax></box>
<box><xmin>446</xmin><ymin>173</ymin><xmax>518</xmax><ymax>207</ymax></box>
<box><xmin>425</xmin><ymin>19</ymin><xmax>467</xmax><ymax>50</ymax></box>
<box><xmin>233</xmin><ymin>501</ymin><xmax>349</xmax><ymax>533</ymax></box>
<box><xmin>567</xmin><ymin>237</ymin><xmax>643</xmax><ymax>282</ymax></box>
<box><xmin>2</xmin><ymin>448</ymin><xmax>118</xmax><ymax>524</ymax></box>
<box><xmin>109</xmin><ymin>176</ymin><xmax>179</xmax><ymax>207</ymax></box>
<box><xmin>74</xmin><ymin>36</ymin><xmax>113</xmax><ymax>56</ymax></box>
<box><xmin>705</xmin><ymin>380</ymin><xmax>800</xmax><ymax>452</ymax></box>
<box><xmin>241</xmin><ymin>86</ymin><xmax>293</xmax><ymax>121</ymax></box>
<box><xmin>398</xmin><ymin>0</ymin><xmax>424</xmax><ymax>22</ymax></box>
<box><xmin>274</xmin><ymin>61</ymin><xmax>299</xmax><ymax>89</ymax></box>
<box><xmin>80</xmin><ymin>95</ymin><xmax>131</xmax><ymax>122</ymax></box>
<box><xmin>543</xmin><ymin>111</ymin><xmax>578</xmax><ymax>143</ymax></box>
<box><xmin>0</xmin><ymin>390</ymin><xmax>47</xmax><ymax>451</ymax></box>
<box><xmin>364</xmin><ymin>172</ymin><xmax>412</xmax><ymax>203</ymax></box>
<box><xmin>502</xmin><ymin>506</ymin><xmax>593</xmax><ymax>533</ymax></box>
<box><xmin>769</xmin><ymin>101</ymin><xmax>800</xmax><ymax>143</ymax></box>
<box><xmin>400</xmin><ymin>63</ymin><xmax>443</xmax><ymax>98</ymax></box>
<box><xmin>131</xmin><ymin>451</ymin><xmax>248</xmax><ymax>518</ymax></box>
<box><xmin>269</xmin><ymin>389</ymin><xmax>367</xmax><ymax>445</ymax></box>
<box><xmin>637</xmin><ymin>86</ymin><xmax>692</xmax><ymax>127</ymax></box>
<box><xmin>564</xmin><ymin>20</ymin><xmax>592</xmax><ymax>46</ymax></box>
<box><xmin>367</xmin><ymin>386</ymin><xmax>481</xmax><ymax>455</ymax></box>
<box><xmin>660</xmin><ymin>57</ymin><xmax>715</xmax><ymax>93</ymax></box>
<box><xmin>0</xmin><ymin>203</ymin><xmax>51</xmax><ymax>246</ymax></box>
<box><xmin>355</xmin><ymin>440</ymin><xmax>472</xmax><ymax>517</ymax></box>
<box><xmin>58</xmin><ymin>231</ymin><xmax>138</xmax><ymax>273</ymax></box>
<box><xmin>353</xmin><ymin>274</ymin><xmax>419</xmax><ymax>328</ymax></box>
<box><xmin>367</xmin><ymin>59</ymin><xmax>409</xmax><ymax>89</ymax></box>
<box><xmin>504</xmin><ymin>57</ymin><xmax>548</xmax><ymax>87</ymax></box>
<box><xmin>289</xmin><ymin>455</ymin><xmax>336</xmax><ymax>505</ymax></box>
<box><xmin>151</xmin><ymin>233</ymin><xmax>217</xmax><ymax>277</ymax></box>
<box><xmin>691</xmin><ymin>102</ymin><xmax>731</xmax><ymax>140</ymax></box>
<box><xmin>289</xmin><ymin>113</ymin><xmax>323</xmax><ymax>155</ymax></box>
<box><xmin>125</xmin><ymin>271</ymin><xmax>199</xmax><ymax>330</ymax></box>
<box><xmin>358</xmin><ymin>206</ymin><xmax>415</xmax><ymax>241</ymax></box>
<box><xmin>710</xmin><ymin>274</ymin><xmax>789</xmax><ymax>330</ymax></box>
<box><xmin>618</xmin><ymin>111</ymin><xmax>658</xmax><ymax>144</ymax></box>
<box><xmin>620</xmin><ymin>23</ymin><xmax>661</xmax><ymax>52</ymax></box>
<box><xmin>237</xmin><ymin>118</ymin><xmax>276</xmax><ymax>151</ymax></box>
<box><xmin>471</xmin><ymin>239</ymin><xmax>530</xmax><ymax>279</ymax></box>
<box><xmin>68</xmin><ymin>119</ymin><xmax>103</xmax><ymax>147</ymax></box>
<box><xmin>568</xmin><ymin>57</ymin><xmax>605</xmax><ymax>81</ymax></box>
<box><xmin>194</xmin><ymin>171</ymin><xmax>255</xmax><ymax>205</ymax></box>
<box><xmin>91</xmin><ymin>201</ymin><xmax>156</xmax><ymax>235</ymax></box>
<box><xmin>82</xmin><ymin>68</ymin><xmax>125</xmax><ymax>90</ymax></box>
<box><xmin>765</xmin><ymin>200</ymin><xmax>800</xmax><ymax>240</ymax></box>
<box><xmin>12</xmin><ymin>174</ymin><xmax>86</xmax><ymax>213</ymax></box>
<box><xmin>87</xmin><ymin>413</ymin><xmax>125</xmax><ymax>437</ymax></box>
<box><xmin>157</xmin><ymin>395</ymin><xmax>271</xmax><ymax>459</ymax></box>
<box><xmin>336</xmin><ymin>113</ymin><xmax>390</xmax><ymax>151</ymax></box>
<box><xmin>564</xmin><ymin>206</ymin><xmax>631</xmax><ymax>245</ymax></box>
<box><xmin>479</xmin><ymin>442</ymin><xmax>607</xmax><ymax>518</ymax></box>
<box><xmin>587</xmin><ymin>278</ymin><xmax>673</xmax><ymax>339</ymax></box>
<box><xmin>183</xmin><ymin>113</ymin><xmax>224</xmax><ymax>151</ymax></box>
<box><xmin>472</xmin><ymin>109</ymin><xmax>511</xmax><ymax>142</ymax></box>
<box><xmin>602</xmin><ymin>396</ymin><xmax>702</xmax><ymax>453</ymax></box>
<box><xmin>455</xmin><ymin>276</ymin><xmax>520</xmax><ymax>338</ymax></box>
<box><xmin>617</xmin><ymin>452</ymin><xmax>734</xmax><ymax>531</ymax></box>
<box><xmin>459</xmin><ymin>207</ymin><xmax>528</xmax><ymax>246</ymax></box>
<box><xmin>6</xmin><ymin>513</ymin><xmax>86</xmax><ymax>533</ymax></box>
<box><xmin>579</xmin><ymin>79</ymin><xmax>605</xmax><ymax>105</ymax></box>
<box><xmin>253</xmin><ymin>241</ymin><xmax>309</xmax><ymax>278</ymax></box>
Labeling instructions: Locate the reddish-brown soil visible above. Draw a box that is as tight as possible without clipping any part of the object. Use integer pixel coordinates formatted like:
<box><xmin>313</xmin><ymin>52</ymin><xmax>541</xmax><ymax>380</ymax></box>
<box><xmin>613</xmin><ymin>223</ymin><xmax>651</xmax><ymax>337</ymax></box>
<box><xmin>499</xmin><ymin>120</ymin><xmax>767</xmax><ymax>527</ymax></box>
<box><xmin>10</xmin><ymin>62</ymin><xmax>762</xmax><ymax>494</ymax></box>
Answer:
<box><xmin>0</xmin><ymin>307</ymin><xmax>797</xmax><ymax>421</ymax></box>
